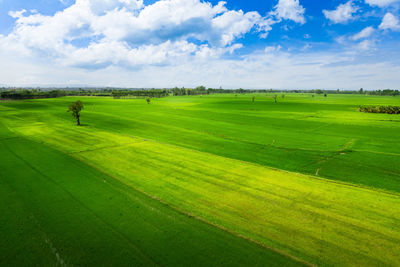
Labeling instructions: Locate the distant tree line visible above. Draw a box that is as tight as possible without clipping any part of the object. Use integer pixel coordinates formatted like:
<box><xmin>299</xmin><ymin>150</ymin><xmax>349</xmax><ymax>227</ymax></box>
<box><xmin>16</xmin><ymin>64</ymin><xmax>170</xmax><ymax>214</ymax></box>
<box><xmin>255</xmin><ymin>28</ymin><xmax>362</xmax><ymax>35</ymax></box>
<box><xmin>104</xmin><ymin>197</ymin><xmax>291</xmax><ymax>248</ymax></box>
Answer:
<box><xmin>0</xmin><ymin>87</ymin><xmax>272</xmax><ymax>99</ymax></box>
<box><xmin>305</xmin><ymin>89</ymin><xmax>399</xmax><ymax>96</ymax></box>
<box><xmin>0</xmin><ymin>89</ymin><xmax>111</xmax><ymax>100</ymax></box>
<box><xmin>1</xmin><ymin>87</ymin><xmax>399</xmax><ymax>100</ymax></box>
<box><xmin>363</xmin><ymin>89</ymin><xmax>399</xmax><ymax>96</ymax></box>
<box><xmin>111</xmin><ymin>89</ymin><xmax>168</xmax><ymax>98</ymax></box>
<box><xmin>359</xmin><ymin>105</ymin><xmax>400</xmax><ymax>114</ymax></box>
<box><xmin>171</xmin><ymin>86</ymin><xmax>277</xmax><ymax>96</ymax></box>
<box><xmin>171</xmin><ymin>86</ymin><xmax>207</xmax><ymax>95</ymax></box>
<box><xmin>1</xmin><ymin>89</ymin><xmax>68</xmax><ymax>100</ymax></box>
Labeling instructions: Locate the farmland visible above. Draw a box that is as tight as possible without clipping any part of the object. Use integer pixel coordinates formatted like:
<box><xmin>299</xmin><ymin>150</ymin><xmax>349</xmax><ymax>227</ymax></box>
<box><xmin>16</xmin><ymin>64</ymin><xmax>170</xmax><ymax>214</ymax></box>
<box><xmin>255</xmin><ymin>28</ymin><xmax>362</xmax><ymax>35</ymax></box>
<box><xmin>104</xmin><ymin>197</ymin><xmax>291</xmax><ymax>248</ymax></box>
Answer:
<box><xmin>1</xmin><ymin>93</ymin><xmax>400</xmax><ymax>266</ymax></box>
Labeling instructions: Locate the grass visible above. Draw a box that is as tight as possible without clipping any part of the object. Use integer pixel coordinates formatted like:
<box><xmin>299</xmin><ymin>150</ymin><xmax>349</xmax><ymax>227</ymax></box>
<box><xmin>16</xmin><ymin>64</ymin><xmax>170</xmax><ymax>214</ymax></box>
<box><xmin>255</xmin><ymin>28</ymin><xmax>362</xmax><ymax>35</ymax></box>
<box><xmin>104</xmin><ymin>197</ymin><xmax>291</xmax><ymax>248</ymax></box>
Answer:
<box><xmin>1</xmin><ymin>93</ymin><xmax>400</xmax><ymax>266</ymax></box>
<box><xmin>0</xmin><ymin>124</ymin><xmax>299</xmax><ymax>266</ymax></box>
<box><xmin>5</xmin><ymin>93</ymin><xmax>399</xmax><ymax>192</ymax></box>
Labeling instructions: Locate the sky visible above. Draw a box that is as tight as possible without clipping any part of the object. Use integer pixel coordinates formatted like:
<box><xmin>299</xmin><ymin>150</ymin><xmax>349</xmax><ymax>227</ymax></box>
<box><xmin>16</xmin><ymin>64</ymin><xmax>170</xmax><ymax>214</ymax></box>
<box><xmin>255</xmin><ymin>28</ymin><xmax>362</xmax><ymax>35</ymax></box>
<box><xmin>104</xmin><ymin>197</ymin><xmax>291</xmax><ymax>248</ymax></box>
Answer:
<box><xmin>0</xmin><ymin>0</ymin><xmax>400</xmax><ymax>89</ymax></box>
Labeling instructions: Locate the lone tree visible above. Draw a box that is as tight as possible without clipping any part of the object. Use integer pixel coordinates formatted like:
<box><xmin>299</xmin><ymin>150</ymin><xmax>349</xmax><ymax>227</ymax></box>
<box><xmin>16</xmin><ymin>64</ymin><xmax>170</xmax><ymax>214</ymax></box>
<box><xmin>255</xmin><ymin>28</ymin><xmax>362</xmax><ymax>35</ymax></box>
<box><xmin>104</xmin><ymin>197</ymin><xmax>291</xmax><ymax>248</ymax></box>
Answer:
<box><xmin>252</xmin><ymin>96</ymin><xmax>255</xmax><ymax>102</ymax></box>
<box><xmin>68</xmin><ymin>100</ymin><xmax>84</xmax><ymax>125</ymax></box>
<box><xmin>146</xmin><ymin>97</ymin><xmax>151</xmax><ymax>104</ymax></box>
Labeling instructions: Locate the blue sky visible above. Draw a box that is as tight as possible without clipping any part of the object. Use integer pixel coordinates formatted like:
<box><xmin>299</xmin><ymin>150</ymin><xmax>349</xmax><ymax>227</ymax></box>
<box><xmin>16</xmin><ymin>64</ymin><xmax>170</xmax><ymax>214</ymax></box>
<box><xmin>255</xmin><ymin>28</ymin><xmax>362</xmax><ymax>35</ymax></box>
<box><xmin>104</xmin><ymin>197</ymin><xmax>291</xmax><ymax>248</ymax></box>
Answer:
<box><xmin>0</xmin><ymin>0</ymin><xmax>400</xmax><ymax>89</ymax></box>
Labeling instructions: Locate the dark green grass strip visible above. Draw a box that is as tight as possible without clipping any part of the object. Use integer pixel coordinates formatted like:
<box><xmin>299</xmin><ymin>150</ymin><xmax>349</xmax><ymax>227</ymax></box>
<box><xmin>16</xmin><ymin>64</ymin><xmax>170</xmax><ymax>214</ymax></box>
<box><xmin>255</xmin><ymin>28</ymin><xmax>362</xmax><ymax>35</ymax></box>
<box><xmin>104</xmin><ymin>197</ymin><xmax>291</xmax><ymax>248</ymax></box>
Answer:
<box><xmin>0</xmin><ymin>135</ymin><xmax>303</xmax><ymax>266</ymax></box>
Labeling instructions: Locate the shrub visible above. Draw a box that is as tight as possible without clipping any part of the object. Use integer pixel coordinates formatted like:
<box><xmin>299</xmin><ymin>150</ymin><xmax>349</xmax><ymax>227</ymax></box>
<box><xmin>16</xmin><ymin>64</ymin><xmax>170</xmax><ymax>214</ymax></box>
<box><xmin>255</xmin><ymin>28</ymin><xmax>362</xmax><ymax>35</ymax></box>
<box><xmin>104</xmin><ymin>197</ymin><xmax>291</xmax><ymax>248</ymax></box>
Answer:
<box><xmin>359</xmin><ymin>105</ymin><xmax>400</xmax><ymax>114</ymax></box>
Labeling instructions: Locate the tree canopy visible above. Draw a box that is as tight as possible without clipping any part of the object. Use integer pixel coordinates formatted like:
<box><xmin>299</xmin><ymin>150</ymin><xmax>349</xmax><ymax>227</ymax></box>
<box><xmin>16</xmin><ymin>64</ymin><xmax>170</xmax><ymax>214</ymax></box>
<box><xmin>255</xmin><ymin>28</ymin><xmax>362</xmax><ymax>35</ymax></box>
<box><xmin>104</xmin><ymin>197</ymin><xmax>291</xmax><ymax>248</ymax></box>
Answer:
<box><xmin>68</xmin><ymin>100</ymin><xmax>84</xmax><ymax>125</ymax></box>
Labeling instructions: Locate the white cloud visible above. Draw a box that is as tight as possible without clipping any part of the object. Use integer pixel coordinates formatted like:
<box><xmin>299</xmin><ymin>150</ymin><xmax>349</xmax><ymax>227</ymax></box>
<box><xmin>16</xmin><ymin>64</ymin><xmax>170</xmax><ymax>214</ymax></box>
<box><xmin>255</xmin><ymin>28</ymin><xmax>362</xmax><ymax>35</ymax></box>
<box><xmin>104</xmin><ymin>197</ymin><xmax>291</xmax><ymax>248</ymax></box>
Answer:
<box><xmin>1</xmin><ymin>0</ymin><xmax>272</xmax><ymax>69</ymax></box>
<box><xmin>351</xmin><ymin>26</ymin><xmax>375</xmax><ymax>40</ymax></box>
<box><xmin>211</xmin><ymin>10</ymin><xmax>267</xmax><ymax>45</ymax></box>
<box><xmin>323</xmin><ymin>1</ymin><xmax>359</xmax><ymax>24</ymax></box>
<box><xmin>264</xmin><ymin>45</ymin><xmax>282</xmax><ymax>53</ymax></box>
<box><xmin>61</xmin><ymin>40</ymin><xmax>244</xmax><ymax>68</ymax></box>
<box><xmin>379</xmin><ymin>13</ymin><xmax>400</xmax><ymax>31</ymax></box>
<box><xmin>364</xmin><ymin>0</ymin><xmax>400</xmax><ymax>7</ymax></box>
<box><xmin>356</xmin><ymin>39</ymin><xmax>375</xmax><ymax>51</ymax></box>
<box><xmin>8</xmin><ymin>9</ymin><xmax>27</xmax><ymax>18</ymax></box>
<box><xmin>2</xmin><ymin>44</ymin><xmax>399</xmax><ymax>90</ymax></box>
<box><xmin>273</xmin><ymin>0</ymin><xmax>306</xmax><ymax>24</ymax></box>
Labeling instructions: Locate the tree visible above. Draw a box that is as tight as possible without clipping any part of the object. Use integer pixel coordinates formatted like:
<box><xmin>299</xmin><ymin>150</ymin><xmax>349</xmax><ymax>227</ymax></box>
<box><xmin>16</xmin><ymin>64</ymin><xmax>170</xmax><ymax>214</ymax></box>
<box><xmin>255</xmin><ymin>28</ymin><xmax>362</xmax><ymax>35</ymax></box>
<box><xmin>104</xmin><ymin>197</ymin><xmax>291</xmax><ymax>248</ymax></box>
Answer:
<box><xmin>146</xmin><ymin>97</ymin><xmax>151</xmax><ymax>104</ymax></box>
<box><xmin>252</xmin><ymin>96</ymin><xmax>255</xmax><ymax>102</ymax></box>
<box><xmin>324</xmin><ymin>93</ymin><xmax>327</xmax><ymax>97</ymax></box>
<box><xmin>273</xmin><ymin>95</ymin><xmax>277</xmax><ymax>103</ymax></box>
<box><xmin>68</xmin><ymin>100</ymin><xmax>83</xmax><ymax>125</ymax></box>
<box><xmin>195</xmin><ymin>85</ymin><xmax>206</xmax><ymax>91</ymax></box>
<box><xmin>359</xmin><ymin>88</ymin><xmax>364</xmax><ymax>94</ymax></box>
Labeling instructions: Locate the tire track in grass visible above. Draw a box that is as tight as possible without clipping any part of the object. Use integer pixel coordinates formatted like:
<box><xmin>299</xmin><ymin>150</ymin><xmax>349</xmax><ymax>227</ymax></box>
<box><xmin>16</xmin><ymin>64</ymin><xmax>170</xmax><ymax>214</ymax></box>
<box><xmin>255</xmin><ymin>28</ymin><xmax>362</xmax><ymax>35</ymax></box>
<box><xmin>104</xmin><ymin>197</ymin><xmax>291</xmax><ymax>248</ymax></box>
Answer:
<box><xmin>87</xmin><ymin>109</ymin><xmax>341</xmax><ymax>154</ymax></box>
<box><xmin>98</xmin><ymin>133</ymin><xmax>400</xmax><ymax>197</ymax></box>
<box><xmin>354</xmin><ymin>149</ymin><xmax>400</xmax><ymax>157</ymax></box>
<box><xmin>0</xmin><ymin>169</ymin><xmax>63</xmax><ymax>266</ymax></box>
<box><xmin>67</xmin><ymin>141</ymin><xmax>146</xmax><ymax>154</ymax></box>
<box><xmin>37</xmin><ymin>121</ymin><xmax>400</xmax><ymax>199</ymax></box>
<box><xmin>10</xmin><ymin>118</ymin><xmax>400</xmax><ymax>199</ymax></box>
<box><xmin>72</xmin><ymin>149</ymin><xmax>314</xmax><ymax>267</ymax></box>
<box><xmin>1</xmin><ymin>135</ymin><xmax>307</xmax><ymax>266</ymax></box>
<box><xmin>2</xmin><ymin>139</ymin><xmax>159</xmax><ymax>267</ymax></box>
<box><xmin>102</xmin><ymin>143</ymin><xmax>400</xmax><ymax>243</ymax></box>
<box><xmin>341</xmin><ymin>138</ymin><xmax>355</xmax><ymax>151</ymax></box>
<box><xmin>3</xmin><ymin>114</ymin><xmax>399</xmax><ymax>265</ymax></box>
<box><xmin>0</xmin><ymin>136</ymin><xmax>19</xmax><ymax>141</ymax></box>
<box><xmin>29</xmin><ymin>209</ymin><xmax>68</xmax><ymax>267</ymax></box>
<box><xmin>73</xmin><ymin>138</ymin><xmax>400</xmax><ymax>265</ymax></box>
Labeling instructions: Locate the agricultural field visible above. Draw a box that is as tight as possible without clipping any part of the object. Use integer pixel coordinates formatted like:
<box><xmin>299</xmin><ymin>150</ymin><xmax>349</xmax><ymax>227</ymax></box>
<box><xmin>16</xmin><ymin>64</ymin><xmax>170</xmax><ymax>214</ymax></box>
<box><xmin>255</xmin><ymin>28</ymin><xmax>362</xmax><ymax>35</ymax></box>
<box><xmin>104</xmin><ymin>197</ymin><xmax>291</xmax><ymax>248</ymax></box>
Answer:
<box><xmin>1</xmin><ymin>93</ymin><xmax>400</xmax><ymax>266</ymax></box>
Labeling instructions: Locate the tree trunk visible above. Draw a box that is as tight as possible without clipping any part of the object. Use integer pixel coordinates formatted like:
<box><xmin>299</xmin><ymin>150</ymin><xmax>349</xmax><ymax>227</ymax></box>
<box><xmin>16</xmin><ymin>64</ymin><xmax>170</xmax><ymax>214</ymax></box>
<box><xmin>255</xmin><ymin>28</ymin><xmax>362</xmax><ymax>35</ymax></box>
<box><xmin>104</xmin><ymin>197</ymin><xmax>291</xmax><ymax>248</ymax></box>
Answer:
<box><xmin>77</xmin><ymin>116</ymin><xmax>80</xmax><ymax>126</ymax></box>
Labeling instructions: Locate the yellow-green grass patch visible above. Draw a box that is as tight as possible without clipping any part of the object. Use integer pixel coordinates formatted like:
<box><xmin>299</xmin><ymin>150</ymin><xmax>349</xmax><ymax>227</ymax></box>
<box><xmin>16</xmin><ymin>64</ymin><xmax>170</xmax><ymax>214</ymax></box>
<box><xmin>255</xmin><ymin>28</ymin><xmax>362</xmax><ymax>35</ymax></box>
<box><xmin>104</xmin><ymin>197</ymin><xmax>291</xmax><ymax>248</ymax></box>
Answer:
<box><xmin>73</xmin><ymin>137</ymin><xmax>400</xmax><ymax>266</ymax></box>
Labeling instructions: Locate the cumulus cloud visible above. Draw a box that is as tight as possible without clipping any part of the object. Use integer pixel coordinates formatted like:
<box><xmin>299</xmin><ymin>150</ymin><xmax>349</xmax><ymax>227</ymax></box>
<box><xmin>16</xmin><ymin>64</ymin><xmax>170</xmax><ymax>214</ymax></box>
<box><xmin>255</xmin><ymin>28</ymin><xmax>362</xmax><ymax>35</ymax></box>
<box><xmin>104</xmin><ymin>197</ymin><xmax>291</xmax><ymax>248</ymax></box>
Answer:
<box><xmin>273</xmin><ymin>0</ymin><xmax>306</xmax><ymax>24</ymax></box>
<box><xmin>2</xmin><ymin>43</ymin><xmax>399</xmax><ymax>90</ymax></box>
<box><xmin>351</xmin><ymin>26</ymin><xmax>375</xmax><ymax>40</ymax></box>
<box><xmin>323</xmin><ymin>1</ymin><xmax>359</xmax><ymax>24</ymax></box>
<box><xmin>364</xmin><ymin>0</ymin><xmax>400</xmax><ymax>7</ymax></box>
<box><xmin>379</xmin><ymin>12</ymin><xmax>400</xmax><ymax>31</ymax></box>
<box><xmin>1</xmin><ymin>0</ymin><xmax>272</xmax><ymax>69</ymax></box>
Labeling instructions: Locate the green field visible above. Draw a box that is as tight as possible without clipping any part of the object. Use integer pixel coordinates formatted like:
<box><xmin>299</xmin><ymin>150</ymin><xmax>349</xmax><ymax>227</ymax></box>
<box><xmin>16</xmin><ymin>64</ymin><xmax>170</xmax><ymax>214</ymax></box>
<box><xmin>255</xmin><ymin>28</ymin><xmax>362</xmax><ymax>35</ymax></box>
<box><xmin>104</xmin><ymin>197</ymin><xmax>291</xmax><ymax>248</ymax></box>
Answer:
<box><xmin>1</xmin><ymin>93</ymin><xmax>400</xmax><ymax>266</ymax></box>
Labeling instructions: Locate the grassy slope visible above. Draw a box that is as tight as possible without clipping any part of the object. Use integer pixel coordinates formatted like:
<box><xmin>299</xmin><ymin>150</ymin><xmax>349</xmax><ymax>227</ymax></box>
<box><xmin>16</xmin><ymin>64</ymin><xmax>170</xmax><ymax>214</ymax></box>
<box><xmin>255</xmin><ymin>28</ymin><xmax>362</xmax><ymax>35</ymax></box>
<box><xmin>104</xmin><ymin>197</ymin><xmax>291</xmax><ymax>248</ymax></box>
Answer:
<box><xmin>5</xmin><ymin>93</ymin><xmax>398</xmax><ymax>192</ymax></box>
<box><xmin>0</xmin><ymin>124</ymin><xmax>300</xmax><ymax>266</ymax></box>
<box><xmin>1</xmin><ymin>95</ymin><xmax>400</xmax><ymax>266</ymax></box>
<box><xmin>77</xmin><ymin>136</ymin><xmax>400</xmax><ymax>266</ymax></box>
